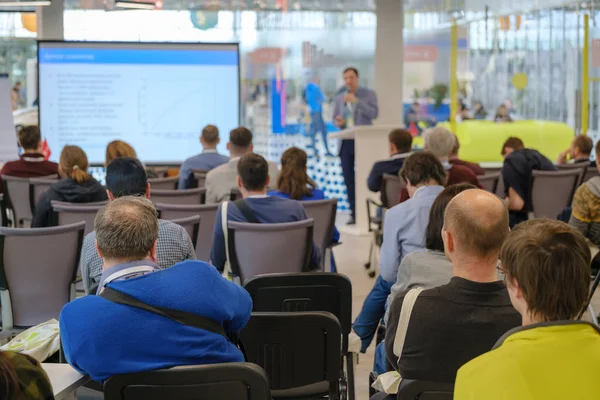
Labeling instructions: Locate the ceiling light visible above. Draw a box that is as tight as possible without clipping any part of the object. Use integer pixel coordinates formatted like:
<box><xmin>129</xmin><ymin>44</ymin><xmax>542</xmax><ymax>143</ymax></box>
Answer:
<box><xmin>0</xmin><ymin>0</ymin><xmax>51</xmax><ymax>6</ymax></box>
<box><xmin>115</xmin><ymin>0</ymin><xmax>155</xmax><ymax>9</ymax></box>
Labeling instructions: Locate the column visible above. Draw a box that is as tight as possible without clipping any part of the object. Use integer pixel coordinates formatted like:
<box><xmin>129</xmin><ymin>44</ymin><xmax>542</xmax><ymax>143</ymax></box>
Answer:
<box><xmin>36</xmin><ymin>0</ymin><xmax>64</xmax><ymax>40</ymax></box>
<box><xmin>374</xmin><ymin>0</ymin><xmax>404</xmax><ymax>126</ymax></box>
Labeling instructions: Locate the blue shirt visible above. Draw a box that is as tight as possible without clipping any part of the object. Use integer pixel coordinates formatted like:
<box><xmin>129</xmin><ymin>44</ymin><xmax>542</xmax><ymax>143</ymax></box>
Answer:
<box><xmin>210</xmin><ymin>196</ymin><xmax>322</xmax><ymax>271</ymax></box>
<box><xmin>379</xmin><ymin>185</ymin><xmax>445</xmax><ymax>282</ymax></box>
<box><xmin>178</xmin><ymin>150</ymin><xmax>229</xmax><ymax>189</ymax></box>
<box><xmin>268</xmin><ymin>189</ymin><xmax>340</xmax><ymax>243</ymax></box>
<box><xmin>332</xmin><ymin>87</ymin><xmax>379</xmax><ymax>127</ymax></box>
<box><xmin>59</xmin><ymin>260</ymin><xmax>251</xmax><ymax>382</ymax></box>
<box><xmin>305</xmin><ymin>82</ymin><xmax>326</xmax><ymax>113</ymax></box>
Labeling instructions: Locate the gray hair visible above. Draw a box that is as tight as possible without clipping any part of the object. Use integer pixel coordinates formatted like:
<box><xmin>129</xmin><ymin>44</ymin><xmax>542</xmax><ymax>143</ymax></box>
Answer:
<box><xmin>423</xmin><ymin>126</ymin><xmax>455</xmax><ymax>158</ymax></box>
<box><xmin>94</xmin><ymin>196</ymin><xmax>158</xmax><ymax>262</ymax></box>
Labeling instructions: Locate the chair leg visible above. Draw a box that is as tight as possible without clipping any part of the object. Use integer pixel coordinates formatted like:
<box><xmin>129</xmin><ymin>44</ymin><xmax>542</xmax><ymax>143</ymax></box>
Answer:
<box><xmin>345</xmin><ymin>352</ymin><xmax>356</xmax><ymax>400</ymax></box>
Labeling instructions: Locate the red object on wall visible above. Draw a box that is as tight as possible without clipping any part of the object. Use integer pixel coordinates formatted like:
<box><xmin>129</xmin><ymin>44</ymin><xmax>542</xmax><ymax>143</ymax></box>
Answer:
<box><xmin>41</xmin><ymin>138</ymin><xmax>51</xmax><ymax>160</ymax></box>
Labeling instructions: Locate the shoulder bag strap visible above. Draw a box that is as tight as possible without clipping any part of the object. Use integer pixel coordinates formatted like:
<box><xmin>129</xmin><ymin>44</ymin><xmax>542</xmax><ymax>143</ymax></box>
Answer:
<box><xmin>233</xmin><ymin>199</ymin><xmax>261</xmax><ymax>223</ymax></box>
<box><xmin>100</xmin><ymin>287</ymin><xmax>227</xmax><ymax>338</ymax></box>
<box><xmin>393</xmin><ymin>287</ymin><xmax>424</xmax><ymax>359</ymax></box>
<box><xmin>222</xmin><ymin>201</ymin><xmax>232</xmax><ymax>277</ymax></box>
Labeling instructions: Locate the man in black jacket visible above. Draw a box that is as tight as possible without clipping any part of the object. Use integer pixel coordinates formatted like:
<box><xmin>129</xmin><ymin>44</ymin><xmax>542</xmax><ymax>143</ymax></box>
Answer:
<box><xmin>367</xmin><ymin>129</ymin><xmax>413</xmax><ymax>200</ymax></box>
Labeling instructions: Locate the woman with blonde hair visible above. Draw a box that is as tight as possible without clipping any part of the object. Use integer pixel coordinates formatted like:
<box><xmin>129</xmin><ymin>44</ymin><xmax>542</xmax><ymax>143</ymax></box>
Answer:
<box><xmin>33</xmin><ymin>145</ymin><xmax>108</xmax><ymax>227</ymax></box>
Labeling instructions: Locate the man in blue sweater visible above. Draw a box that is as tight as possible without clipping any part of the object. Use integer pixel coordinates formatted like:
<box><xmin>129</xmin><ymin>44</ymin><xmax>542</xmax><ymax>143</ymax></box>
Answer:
<box><xmin>60</xmin><ymin>196</ymin><xmax>251</xmax><ymax>382</ymax></box>
<box><xmin>367</xmin><ymin>128</ymin><xmax>413</xmax><ymax>199</ymax></box>
<box><xmin>210</xmin><ymin>153</ymin><xmax>321</xmax><ymax>272</ymax></box>
<box><xmin>178</xmin><ymin>124</ymin><xmax>229</xmax><ymax>189</ymax></box>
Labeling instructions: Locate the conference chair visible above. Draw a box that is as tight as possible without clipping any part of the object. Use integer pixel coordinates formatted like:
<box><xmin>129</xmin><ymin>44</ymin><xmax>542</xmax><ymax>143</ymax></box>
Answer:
<box><xmin>0</xmin><ymin>221</ymin><xmax>85</xmax><ymax>333</ymax></box>
<box><xmin>557</xmin><ymin>163</ymin><xmax>588</xmax><ymax>186</ymax></box>
<box><xmin>168</xmin><ymin>215</ymin><xmax>200</xmax><ymax>251</ymax></box>
<box><xmin>103</xmin><ymin>363</ymin><xmax>271</xmax><ymax>400</ymax></box>
<box><xmin>190</xmin><ymin>169</ymin><xmax>209</xmax><ymax>189</ymax></box>
<box><xmin>478</xmin><ymin>172</ymin><xmax>500</xmax><ymax>194</ymax></box>
<box><xmin>0</xmin><ymin>194</ymin><xmax>6</xmax><ymax>228</ymax></box>
<box><xmin>482</xmin><ymin>166</ymin><xmax>502</xmax><ymax>175</ymax></box>
<box><xmin>150</xmin><ymin>188</ymin><xmax>205</xmax><ymax>206</ymax></box>
<box><xmin>29</xmin><ymin>177</ymin><xmax>59</xmax><ymax>215</ymax></box>
<box><xmin>155</xmin><ymin>203</ymin><xmax>218</xmax><ymax>261</ymax></box>
<box><xmin>230</xmin><ymin>188</ymin><xmax>243</xmax><ymax>201</ymax></box>
<box><xmin>2</xmin><ymin>174</ymin><xmax>58</xmax><ymax>227</ymax></box>
<box><xmin>529</xmin><ymin>169</ymin><xmax>580</xmax><ymax>219</ymax></box>
<box><xmin>583</xmin><ymin>166</ymin><xmax>599</xmax><ymax>184</ymax></box>
<box><xmin>243</xmin><ymin>273</ymin><xmax>354</xmax><ymax>400</ymax></box>
<box><xmin>240</xmin><ymin>312</ymin><xmax>342</xmax><ymax>400</ymax></box>
<box><xmin>300</xmin><ymin>198</ymin><xmax>338</xmax><ymax>272</ymax></box>
<box><xmin>148</xmin><ymin>176</ymin><xmax>179</xmax><ymax>190</ymax></box>
<box><xmin>51</xmin><ymin>201</ymin><xmax>106</xmax><ymax>236</ymax></box>
<box><xmin>495</xmin><ymin>172</ymin><xmax>506</xmax><ymax>198</ymax></box>
<box><xmin>227</xmin><ymin>219</ymin><xmax>314</xmax><ymax>283</ymax></box>
<box><xmin>395</xmin><ymin>379</ymin><xmax>454</xmax><ymax>400</ymax></box>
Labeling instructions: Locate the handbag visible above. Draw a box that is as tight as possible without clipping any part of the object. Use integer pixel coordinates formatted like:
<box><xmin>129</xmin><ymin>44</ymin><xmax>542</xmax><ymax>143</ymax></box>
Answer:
<box><xmin>1</xmin><ymin>319</ymin><xmax>60</xmax><ymax>362</ymax></box>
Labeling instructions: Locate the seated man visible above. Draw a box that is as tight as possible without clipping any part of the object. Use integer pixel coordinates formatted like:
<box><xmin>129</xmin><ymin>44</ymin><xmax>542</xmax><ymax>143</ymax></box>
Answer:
<box><xmin>60</xmin><ymin>196</ymin><xmax>251</xmax><ymax>382</ymax></box>
<box><xmin>0</xmin><ymin>126</ymin><xmax>58</xmax><ymax>191</ymax></box>
<box><xmin>570</xmin><ymin>140</ymin><xmax>600</xmax><ymax>246</ymax></box>
<box><xmin>353</xmin><ymin>152</ymin><xmax>446</xmax><ymax>353</ymax></box>
<box><xmin>382</xmin><ymin>190</ymin><xmax>520</xmax><ymax>390</ymax></box>
<box><xmin>178</xmin><ymin>124</ymin><xmax>229</xmax><ymax>189</ymax></box>
<box><xmin>501</xmin><ymin>137</ymin><xmax>556</xmax><ymax>227</ymax></box>
<box><xmin>557</xmin><ymin>134</ymin><xmax>594</xmax><ymax>167</ymax></box>
<box><xmin>210</xmin><ymin>153</ymin><xmax>321</xmax><ymax>272</ymax></box>
<box><xmin>455</xmin><ymin>219</ymin><xmax>600</xmax><ymax>399</ymax></box>
<box><xmin>81</xmin><ymin>157</ymin><xmax>195</xmax><ymax>294</ymax></box>
<box><xmin>367</xmin><ymin>128</ymin><xmax>413</xmax><ymax>199</ymax></box>
<box><xmin>449</xmin><ymin>134</ymin><xmax>485</xmax><ymax>176</ymax></box>
<box><xmin>205</xmin><ymin>127</ymin><xmax>279</xmax><ymax>203</ymax></box>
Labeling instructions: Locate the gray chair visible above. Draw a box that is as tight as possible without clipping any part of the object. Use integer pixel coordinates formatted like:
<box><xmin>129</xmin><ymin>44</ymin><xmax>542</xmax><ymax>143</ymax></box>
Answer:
<box><xmin>191</xmin><ymin>169</ymin><xmax>209</xmax><ymax>189</ymax></box>
<box><xmin>557</xmin><ymin>163</ymin><xmax>588</xmax><ymax>186</ymax></box>
<box><xmin>148</xmin><ymin>176</ymin><xmax>179</xmax><ymax>190</ymax></box>
<box><xmin>0</xmin><ymin>221</ymin><xmax>85</xmax><ymax>330</ymax></box>
<box><xmin>495</xmin><ymin>172</ymin><xmax>506</xmax><ymax>198</ymax></box>
<box><xmin>300</xmin><ymin>199</ymin><xmax>338</xmax><ymax>272</ymax></box>
<box><xmin>478</xmin><ymin>172</ymin><xmax>500</xmax><ymax>194</ymax></box>
<box><xmin>103</xmin><ymin>363</ymin><xmax>271</xmax><ymax>400</ymax></box>
<box><xmin>230</xmin><ymin>188</ymin><xmax>243</xmax><ymax>201</ymax></box>
<box><xmin>583</xmin><ymin>166</ymin><xmax>599</xmax><ymax>183</ymax></box>
<box><xmin>155</xmin><ymin>203</ymin><xmax>218</xmax><ymax>261</ymax></box>
<box><xmin>51</xmin><ymin>201</ymin><xmax>107</xmax><ymax>236</ymax></box>
<box><xmin>150</xmin><ymin>188</ymin><xmax>205</xmax><ymax>206</ymax></box>
<box><xmin>169</xmin><ymin>215</ymin><xmax>200</xmax><ymax>250</ymax></box>
<box><xmin>2</xmin><ymin>174</ymin><xmax>57</xmax><ymax>227</ymax></box>
<box><xmin>529</xmin><ymin>169</ymin><xmax>581</xmax><ymax>219</ymax></box>
<box><xmin>482</xmin><ymin>166</ymin><xmax>502</xmax><ymax>175</ymax></box>
<box><xmin>381</xmin><ymin>173</ymin><xmax>404</xmax><ymax>209</ymax></box>
<box><xmin>29</xmin><ymin>177</ymin><xmax>59</xmax><ymax>215</ymax></box>
<box><xmin>228</xmin><ymin>219</ymin><xmax>314</xmax><ymax>282</ymax></box>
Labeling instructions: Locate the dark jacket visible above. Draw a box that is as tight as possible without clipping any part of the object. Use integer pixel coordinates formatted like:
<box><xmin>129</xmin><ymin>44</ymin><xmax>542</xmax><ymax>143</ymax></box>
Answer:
<box><xmin>367</xmin><ymin>155</ymin><xmax>409</xmax><ymax>194</ymax></box>
<box><xmin>32</xmin><ymin>177</ymin><xmax>108</xmax><ymax>227</ymax></box>
<box><xmin>0</xmin><ymin>153</ymin><xmax>59</xmax><ymax>193</ymax></box>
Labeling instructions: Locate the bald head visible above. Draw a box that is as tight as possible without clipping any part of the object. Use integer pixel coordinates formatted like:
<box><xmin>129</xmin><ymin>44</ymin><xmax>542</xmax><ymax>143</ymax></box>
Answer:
<box><xmin>443</xmin><ymin>189</ymin><xmax>509</xmax><ymax>260</ymax></box>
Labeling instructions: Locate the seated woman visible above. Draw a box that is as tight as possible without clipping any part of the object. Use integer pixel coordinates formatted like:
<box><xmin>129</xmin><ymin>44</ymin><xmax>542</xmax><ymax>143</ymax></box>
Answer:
<box><xmin>105</xmin><ymin>140</ymin><xmax>158</xmax><ymax>178</ymax></box>
<box><xmin>0</xmin><ymin>350</ymin><xmax>54</xmax><ymax>399</ymax></box>
<box><xmin>494</xmin><ymin>104</ymin><xmax>513</xmax><ymax>123</ymax></box>
<box><xmin>268</xmin><ymin>147</ymin><xmax>340</xmax><ymax>270</ymax></box>
<box><xmin>33</xmin><ymin>145</ymin><xmax>108</xmax><ymax>227</ymax></box>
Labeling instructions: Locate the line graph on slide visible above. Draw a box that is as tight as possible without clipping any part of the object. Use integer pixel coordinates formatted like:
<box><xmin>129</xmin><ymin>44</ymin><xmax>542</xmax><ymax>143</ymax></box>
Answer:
<box><xmin>137</xmin><ymin>79</ymin><xmax>216</xmax><ymax>139</ymax></box>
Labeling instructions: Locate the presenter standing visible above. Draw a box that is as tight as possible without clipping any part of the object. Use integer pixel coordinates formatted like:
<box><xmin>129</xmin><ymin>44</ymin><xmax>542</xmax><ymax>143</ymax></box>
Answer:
<box><xmin>333</xmin><ymin>67</ymin><xmax>379</xmax><ymax>224</ymax></box>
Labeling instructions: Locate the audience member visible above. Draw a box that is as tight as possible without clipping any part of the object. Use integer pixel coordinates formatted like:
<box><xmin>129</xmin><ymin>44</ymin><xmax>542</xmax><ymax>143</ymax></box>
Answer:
<box><xmin>105</xmin><ymin>140</ymin><xmax>158</xmax><ymax>178</ymax></box>
<box><xmin>205</xmin><ymin>127</ymin><xmax>279</xmax><ymax>203</ymax></box>
<box><xmin>494</xmin><ymin>104</ymin><xmax>513</xmax><ymax>122</ymax></box>
<box><xmin>60</xmin><ymin>196</ymin><xmax>251</xmax><ymax>382</ymax></box>
<box><xmin>425</xmin><ymin>127</ymin><xmax>480</xmax><ymax>186</ymax></box>
<box><xmin>80</xmin><ymin>157</ymin><xmax>196</xmax><ymax>294</ymax></box>
<box><xmin>449</xmin><ymin>134</ymin><xmax>485</xmax><ymax>176</ymax></box>
<box><xmin>382</xmin><ymin>190</ymin><xmax>519</xmax><ymax>389</ymax></box>
<box><xmin>211</xmin><ymin>153</ymin><xmax>321</xmax><ymax>272</ymax></box>
<box><xmin>367</xmin><ymin>129</ymin><xmax>413</xmax><ymax>198</ymax></box>
<box><xmin>455</xmin><ymin>219</ymin><xmax>600</xmax><ymax>399</ymax></box>
<box><xmin>178</xmin><ymin>125</ymin><xmax>229</xmax><ymax>189</ymax></box>
<box><xmin>569</xmin><ymin>140</ymin><xmax>600</xmax><ymax>246</ymax></box>
<box><xmin>557</xmin><ymin>135</ymin><xmax>594</xmax><ymax>166</ymax></box>
<box><xmin>0</xmin><ymin>126</ymin><xmax>58</xmax><ymax>192</ymax></box>
<box><xmin>501</xmin><ymin>137</ymin><xmax>556</xmax><ymax>227</ymax></box>
<box><xmin>472</xmin><ymin>101</ymin><xmax>487</xmax><ymax>120</ymax></box>
<box><xmin>0</xmin><ymin>350</ymin><xmax>54</xmax><ymax>399</ymax></box>
<box><xmin>353</xmin><ymin>152</ymin><xmax>446</xmax><ymax>353</ymax></box>
<box><xmin>32</xmin><ymin>145</ymin><xmax>107</xmax><ymax>227</ymax></box>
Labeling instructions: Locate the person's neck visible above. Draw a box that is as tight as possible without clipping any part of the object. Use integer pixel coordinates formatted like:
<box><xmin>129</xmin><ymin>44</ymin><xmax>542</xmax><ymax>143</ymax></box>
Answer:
<box><xmin>452</xmin><ymin>255</ymin><xmax>499</xmax><ymax>283</ymax></box>
<box><xmin>243</xmin><ymin>189</ymin><xmax>268</xmax><ymax>198</ymax></box>
<box><xmin>230</xmin><ymin>150</ymin><xmax>250</xmax><ymax>159</ymax></box>
<box><xmin>449</xmin><ymin>154</ymin><xmax>459</xmax><ymax>161</ymax></box>
<box><xmin>22</xmin><ymin>149</ymin><xmax>40</xmax><ymax>155</ymax></box>
<box><xmin>102</xmin><ymin>257</ymin><xmax>153</xmax><ymax>271</ymax></box>
<box><xmin>521</xmin><ymin>312</ymin><xmax>545</xmax><ymax>326</ymax></box>
<box><xmin>203</xmin><ymin>146</ymin><xmax>217</xmax><ymax>151</ymax></box>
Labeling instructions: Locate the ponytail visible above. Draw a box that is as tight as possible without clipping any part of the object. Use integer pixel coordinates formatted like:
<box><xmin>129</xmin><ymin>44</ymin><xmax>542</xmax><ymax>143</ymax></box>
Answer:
<box><xmin>59</xmin><ymin>145</ymin><xmax>90</xmax><ymax>184</ymax></box>
<box><xmin>277</xmin><ymin>147</ymin><xmax>316</xmax><ymax>200</ymax></box>
<box><xmin>71</xmin><ymin>166</ymin><xmax>90</xmax><ymax>184</ymax></box>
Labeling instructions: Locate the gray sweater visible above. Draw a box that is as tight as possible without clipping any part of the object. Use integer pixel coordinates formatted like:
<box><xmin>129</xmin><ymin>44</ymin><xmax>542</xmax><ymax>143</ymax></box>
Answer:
<box><xmin>385</xmin><ymin>250</ymin><xmax>453</xmax><ymax>324</ymax></box>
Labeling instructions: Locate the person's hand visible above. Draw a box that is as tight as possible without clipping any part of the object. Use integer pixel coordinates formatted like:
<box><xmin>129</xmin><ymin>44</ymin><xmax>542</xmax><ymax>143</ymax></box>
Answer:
<box><xmin>344</xmin><ymin>92</ymin><xmax>358</xmax><ymax>104</ymax></box>
<box><xmin>335</xmin><ymin>115</ymin><xmax>346</xmax><ymax>128</ymax></box>
<box><xmin>557</xmin><ymin>148</ymin><xmax>570</xmax><ymax>164</ymax></box>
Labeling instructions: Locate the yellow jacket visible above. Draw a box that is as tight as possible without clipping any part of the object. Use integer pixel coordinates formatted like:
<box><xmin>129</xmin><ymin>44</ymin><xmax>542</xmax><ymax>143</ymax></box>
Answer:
<box><xmin>455</xmin><ymin>321</ymin><xmax>600</xmax><ymax>400</ymax></box>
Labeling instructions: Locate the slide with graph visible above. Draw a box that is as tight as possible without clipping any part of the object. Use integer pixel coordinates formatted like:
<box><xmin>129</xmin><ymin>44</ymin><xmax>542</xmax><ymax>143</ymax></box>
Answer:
<box><xmin>38</xmin><ymin>42</ymin><xmax>239</xmax><ymax>164</ymax></box>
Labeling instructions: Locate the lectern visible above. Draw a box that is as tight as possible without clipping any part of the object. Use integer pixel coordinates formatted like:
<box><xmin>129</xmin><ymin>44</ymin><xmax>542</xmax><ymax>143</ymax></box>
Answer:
<box><xmin>329</xmin><ymin>125</ymin><xmax>401</xmax><ymax>235</ymax></box>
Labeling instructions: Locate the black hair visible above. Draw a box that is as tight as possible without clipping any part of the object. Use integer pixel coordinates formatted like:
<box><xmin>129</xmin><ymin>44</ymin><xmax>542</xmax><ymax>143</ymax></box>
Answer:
<box><xmin>238</xmin><ymin>153</ymin><xmax>269</xmax><ymax>191</ymax></box>
<box><xmin>343</xmin><ymin>67</ymin><xmax>359</xmax><ymax>77</ymax></box>
<box><xmin>106</xmin><ymin>157</ymin><xmax>148</xmax><ymax>198</ymax></box>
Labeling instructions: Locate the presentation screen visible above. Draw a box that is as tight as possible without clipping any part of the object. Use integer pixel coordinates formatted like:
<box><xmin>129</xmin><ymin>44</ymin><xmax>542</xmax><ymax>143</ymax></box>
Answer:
<box><xmin>38</xmin><ymin>41</ymin><xmax>239</xmax><ymax>164</ymax></box>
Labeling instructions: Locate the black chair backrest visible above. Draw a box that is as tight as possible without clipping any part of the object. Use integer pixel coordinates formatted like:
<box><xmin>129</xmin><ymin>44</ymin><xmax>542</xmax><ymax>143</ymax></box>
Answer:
<box><xmin>189</xmin><ymin>169</ymin><xmax>209</xmax><ymax>189</ymax></box>
<box><xmin>103</xmin><ymin>363</ymin><xmax>271</xmax><ymax>400</ymax></box>
<box><xmin>243</xmin><ymin>273</ymin><xmax>352</xmax><ymax>352</ymax></box>
<box><xmin>240</xmin><ymin>312</ymin><xmax>341</xmax><ymax>398</ymax></box>
<box><xmin>382</xmin><ymin>174</ymin><xmax>404</xmax><ymax>209</ymax></box>
<box><xmin>396</xmin><ymin>379</ymin><xmax>454</xmax><ymax>400</ymax></box>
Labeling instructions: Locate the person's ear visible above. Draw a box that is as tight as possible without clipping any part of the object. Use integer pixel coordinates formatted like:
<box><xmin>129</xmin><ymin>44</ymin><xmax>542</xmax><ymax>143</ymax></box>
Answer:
<box><xmin>227</xmin><ymin>142</ymin><xmax>231</xmax><ymax>151</ymax></box>
<box><xmin>107</xmin><ymin>189</ymin><xmax>115</xmax><ymax>201</ymax></box>
<box><xmin>200</xmin><ymin>137</ymin><xmax>205</xmax><ymax>146</ymax></box>
<box><xmin>145</xmin><ymin>183</ymin><xmax>151</xmax><ymax>199</ymax></box>
<box><xmin>149</xmin><ymin>240</ymin><xmax>158</xmax><ymax>263</ymax></box>
<box><xmin>95</xmin><ymin>240</ymin><xmax>103</xmax><ymax>260</ymax></box>
<box><xmin>442</xmin><ymin>227</ymin><xmax>454</xmax><ymax>254</ymax></box>
<box><xmin>249</xmin><ymin>144</ymin><xmax>254</xmax><ymax>153</ymax></box>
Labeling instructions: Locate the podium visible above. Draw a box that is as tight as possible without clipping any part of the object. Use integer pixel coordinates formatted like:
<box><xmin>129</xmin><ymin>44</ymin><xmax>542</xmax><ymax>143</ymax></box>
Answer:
<box><xmin>329</xmin><ymin>125</ymin><xmax>400</xmax><ymax>235</ymax></box>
